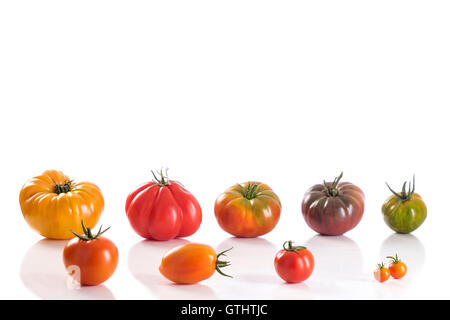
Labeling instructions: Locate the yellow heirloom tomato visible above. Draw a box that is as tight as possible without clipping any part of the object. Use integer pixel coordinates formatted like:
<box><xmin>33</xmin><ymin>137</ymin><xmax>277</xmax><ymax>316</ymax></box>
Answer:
<box><xmin>19</xmin><ymin>170</ymin><xmax>104</xmax><ymax>239</ymax></box>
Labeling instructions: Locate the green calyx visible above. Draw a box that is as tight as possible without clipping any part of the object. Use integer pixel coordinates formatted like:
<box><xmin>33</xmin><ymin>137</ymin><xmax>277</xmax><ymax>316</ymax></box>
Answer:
<box><xmin>242</xmin><ymin>183</ymin><xmax>259</xmax><ymax>200</ymax></box>
<box><xmin>151</xmin><ymin>168</ymin><xmax>170</xmax><ymax>186</ymax></box>
<box><xmin>377</xmin><ymin>262</ymin><xmax>386</xmax><ymax>270</ymax></box>
<box><xmin>71</xmin><ymin>220</ymin><xmax>110</xmax><ymax>241</ymax></box>
<box><xmin>215</xmin><ymin>247</ymin><xmax>233</xmax><ymax>278</ymax></box>
<box><xmin>282</xmin><ymin>240</ymin><xmax>306</xmax><ymax>253</ymax></box>
<box><xmin>323</xmin><ymin>172</ymin><xmax>344</xmax><ymax>197</ymax></box>
<box><xmin>386</xmin><ymin>175</ymin><xmax>415</xmax><ymax>202</ymax></box>
<box><xmin>53</xmin><ymin>180</ymin><xmax>73</xmax><ymax>194</ymax></box>
<box><xmin>386</xmin><ymin>253</ymin><xmax>401</xmax><ymax>264</ymax></box>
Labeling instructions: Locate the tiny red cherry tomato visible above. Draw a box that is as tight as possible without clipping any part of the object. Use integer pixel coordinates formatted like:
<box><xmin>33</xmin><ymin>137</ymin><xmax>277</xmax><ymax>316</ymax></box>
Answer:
<box><xmin>374</xmin><ymin>263</ymin><xmax>390</xmax><ymax>283</ymax></box>
<box><xmin>274</xmin><ymin>241</ymin><xmax>314</xmax><ymax>283</ymax></box>
<box><xmin>386</xmin><ymin>254</ymin><xmax>407</xmax><ymax>279</ymax></box>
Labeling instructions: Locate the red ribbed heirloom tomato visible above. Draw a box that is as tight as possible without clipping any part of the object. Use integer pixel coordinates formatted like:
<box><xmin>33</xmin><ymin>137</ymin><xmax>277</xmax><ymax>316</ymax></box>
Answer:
<box><xmin>274</xmin><ymin>241</ymin><xmax>314</xmax><ymax>283</ymax></box>
<box><xmin>214</xmin><ymin>181</ymin><xmax>281</xmax><ymax>237</ymax></box>
<box><xmin>125</xmin><ymin>169</ymin><xmax>202</xmax><ymax>240</ymax></box>
<box><xmin>302</xmin><ymin>172</ymin><xmax>365</xmax><ymax>236</ymax></box>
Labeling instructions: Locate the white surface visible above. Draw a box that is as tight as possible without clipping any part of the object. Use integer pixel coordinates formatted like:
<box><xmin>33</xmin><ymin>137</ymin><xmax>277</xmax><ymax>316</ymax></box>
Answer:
<box><xmin>0</xmin><ymin>1</ymin><xmax>449</xmax><ymax>300</ymax></box>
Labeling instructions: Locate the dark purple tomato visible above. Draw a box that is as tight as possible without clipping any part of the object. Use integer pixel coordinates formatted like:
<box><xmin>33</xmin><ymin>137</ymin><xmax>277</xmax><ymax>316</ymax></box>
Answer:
<box><xmin>301</xmin><ymin>172</ymin><xmax>365</xmax><ymax>235</ymax></box>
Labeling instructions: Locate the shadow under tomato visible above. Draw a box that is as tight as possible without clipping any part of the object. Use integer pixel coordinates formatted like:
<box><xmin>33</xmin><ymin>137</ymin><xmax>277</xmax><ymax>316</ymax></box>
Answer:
<box><xmin>217</xmin><ymin>237</ymin><xmax>278</xmax><ymax>281</ymax></box>
<box><xmin>272</xmin><ymin>281</ymin><xmax>318</xmax><ymax>300</ymax></box>
<box><xmin>305</xmin><ymin>234</ymin><xmax>364</xmax><ymax>281</ymax></box>
<box><xmin>274</xmin><ymin>234</ymin><xmax>367</xmax><ymax>299</ymax></box>
<box><xmin>379</xmin><ymin>233</ymin><xmax>425</xmax><ymax>280</ymax></box>
<box><xmin>20</xmin><ymin>239</ymin><xmax>115</xmax><ymax>300</ymax></box>
<box><xmin>213</xmin><ymin>237</ymin><xmax>279</xmax><ymax>299</ymax></box>
<box><xmin>127</xmin><ymin>239</ymin><xmax>218</xmax><ymax>299</ymax></box>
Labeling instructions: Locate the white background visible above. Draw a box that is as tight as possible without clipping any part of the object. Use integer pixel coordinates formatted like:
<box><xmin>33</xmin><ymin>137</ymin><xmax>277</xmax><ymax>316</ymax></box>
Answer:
<box><xmin>1</xmin><ymin>1</ymin><xmax>449</xmax><ymax>299</ymax></box>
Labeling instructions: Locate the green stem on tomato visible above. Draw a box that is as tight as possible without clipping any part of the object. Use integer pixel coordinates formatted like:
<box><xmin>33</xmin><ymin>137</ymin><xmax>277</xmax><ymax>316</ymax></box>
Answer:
<box><xmin>71</xmin><ymin>220</ymin><xmax>110</xmax><ymax>241</ymax></box>
<box><xmin>386</xmin><ymin>175</ymin><xmax>415</xmax><ymax>202</ymax></box>
<box><xmin>377</xmin><ymin>262</ymin><xmax>386</xmax><ymax>270</ymax></box>
<box><xmin>282</xmin><ymin>240</ymin><xmax>306</xmax><ymax>253</ymax></box>
<box><xmin>242</xmin><ymin>183</ymin><xmax>259</xmax><ymax>200</ymax></box>
<box><xmin>323</xmin><ymin>172</ymin><xmax>343</xmax><ymax>197</ymax></box>
<box><xmin>386</xmin><ymin>253</ymin><xmax>401</xmax><ymax>264</ymax></box>
<box><xmin>215</xmin><ymin>247</ymin><xmax>233</xmax><ymax>278</ymax></box>
<box><xmin>51</xmin><ymin>176</ymin><xmax>73</xmax><ymax>194</ymax></box>
<box><xmin>151</xmin><ymin>168</ymin><xmax>170</xmax><ymax>186</ymax></box>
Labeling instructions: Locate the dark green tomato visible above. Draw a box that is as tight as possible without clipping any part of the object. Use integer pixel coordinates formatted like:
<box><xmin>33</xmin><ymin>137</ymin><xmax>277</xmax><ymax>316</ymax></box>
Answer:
<box><xmin>381</xmin><ymin>193</ymin><xmax>427</xmax><ymax>233</ymax></box>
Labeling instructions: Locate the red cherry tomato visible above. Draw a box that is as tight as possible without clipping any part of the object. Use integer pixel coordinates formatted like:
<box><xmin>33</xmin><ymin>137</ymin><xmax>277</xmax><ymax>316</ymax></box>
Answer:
<box><xmin>387</xmin><ymin>254</ymin><xmax>407</xmax><ymax>279</ymax></box>
<box><xmin>374</xmin><ymin>263</ymin><xmax>390</xmax><ymax>283</ymax></box>
<box><xmin>63</xmin><ymin>221</ymin><xmax>119</xmax><ymax>286</ymax></box>
<box><xmin>274</xmin><ymin>241</ymin><xmax>314</xmax><ymax>283</ymax></box>
<box><xmin>125</xmin><ymin>169</ymin><xmax>202</xmax><ymax>240</ymax></box>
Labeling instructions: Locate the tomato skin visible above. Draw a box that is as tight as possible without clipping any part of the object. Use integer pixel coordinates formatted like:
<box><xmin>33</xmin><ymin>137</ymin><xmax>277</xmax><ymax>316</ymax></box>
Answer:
<box><xmin>382</xmin><ymin>193</ymin><xmax>426</xmax><ymax>234</ymax></box>
<box><xmin>19</xmin><ymin>170</ymin><xmax>104</xmax><ymax>239</ymax></box>
<box><xmin>159</xmin><ymin>243</ymin><xmax>217</xmax><ymax>284</ymax></box>
<box><xmin>125</xmin><ymin>180</ymin><xmax>202</xmax><ymax>240</ymax></box>
<box><xmin>63</xmin><ymin>236</ymin><xmax>119</xmax><ymax>286</ymax></box>
<box><xmin>374</xmin><ymin>267</ymin><xmax>390</xmax><ymax>283</ymax></box>
<box><xmin>388</xmin><ymin>261</ymin><xmax>407</xmax><ymax>279</ymax></box>
<box><xmin>214</xmin><ymin>182</ymin><xmax>281</xmax><ymax>238</ymax></box>
<box><xmin>274</xmin><ymin>247</ymin><xmax>314</xmax><ymax>283</ymax></box>
<box><xmin>302</xmin><ymin>180</ymin><xmax>365</xmax><ymax>236</ymax></box>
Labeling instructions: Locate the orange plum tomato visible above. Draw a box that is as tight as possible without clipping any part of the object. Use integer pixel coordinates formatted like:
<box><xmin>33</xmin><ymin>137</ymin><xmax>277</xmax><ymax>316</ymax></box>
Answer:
<box><xmin>159</xmin><ymin>243</ymin><xmax>232</xmax><ymax>284</ymax></box>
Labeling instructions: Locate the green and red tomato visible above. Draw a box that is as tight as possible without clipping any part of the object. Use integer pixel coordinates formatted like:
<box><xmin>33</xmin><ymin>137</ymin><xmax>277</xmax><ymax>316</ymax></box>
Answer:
<box><xmin>382</xmin><ymin>175</ymin><xmax>426</xmax><ymax>233</ymax></box>
<box><xmin>214</xmin><ymin>181</ymin><xmax>281</xmax><ymax>238</ymax></box>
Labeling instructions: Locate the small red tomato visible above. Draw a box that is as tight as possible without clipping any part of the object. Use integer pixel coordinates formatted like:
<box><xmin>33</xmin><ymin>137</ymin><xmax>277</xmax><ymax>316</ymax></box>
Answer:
<box><xmin>386</xmin><ymin>254</ymin><xmax>407</xmax><ymax>279</ymax></box>
<box><xmin>63</xmin><ymin>221</ymin><xmax>119</xmax><ymax>286</ymax></box>
<box><xmin>374</xmin><ymin>263</ymin><xmax>390</xmax><ymax>283</ymax></box>
<box><xmin>274</xmin><ymin>241</ymin><xmax>314</xmax><ymax>283</ymax></box>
